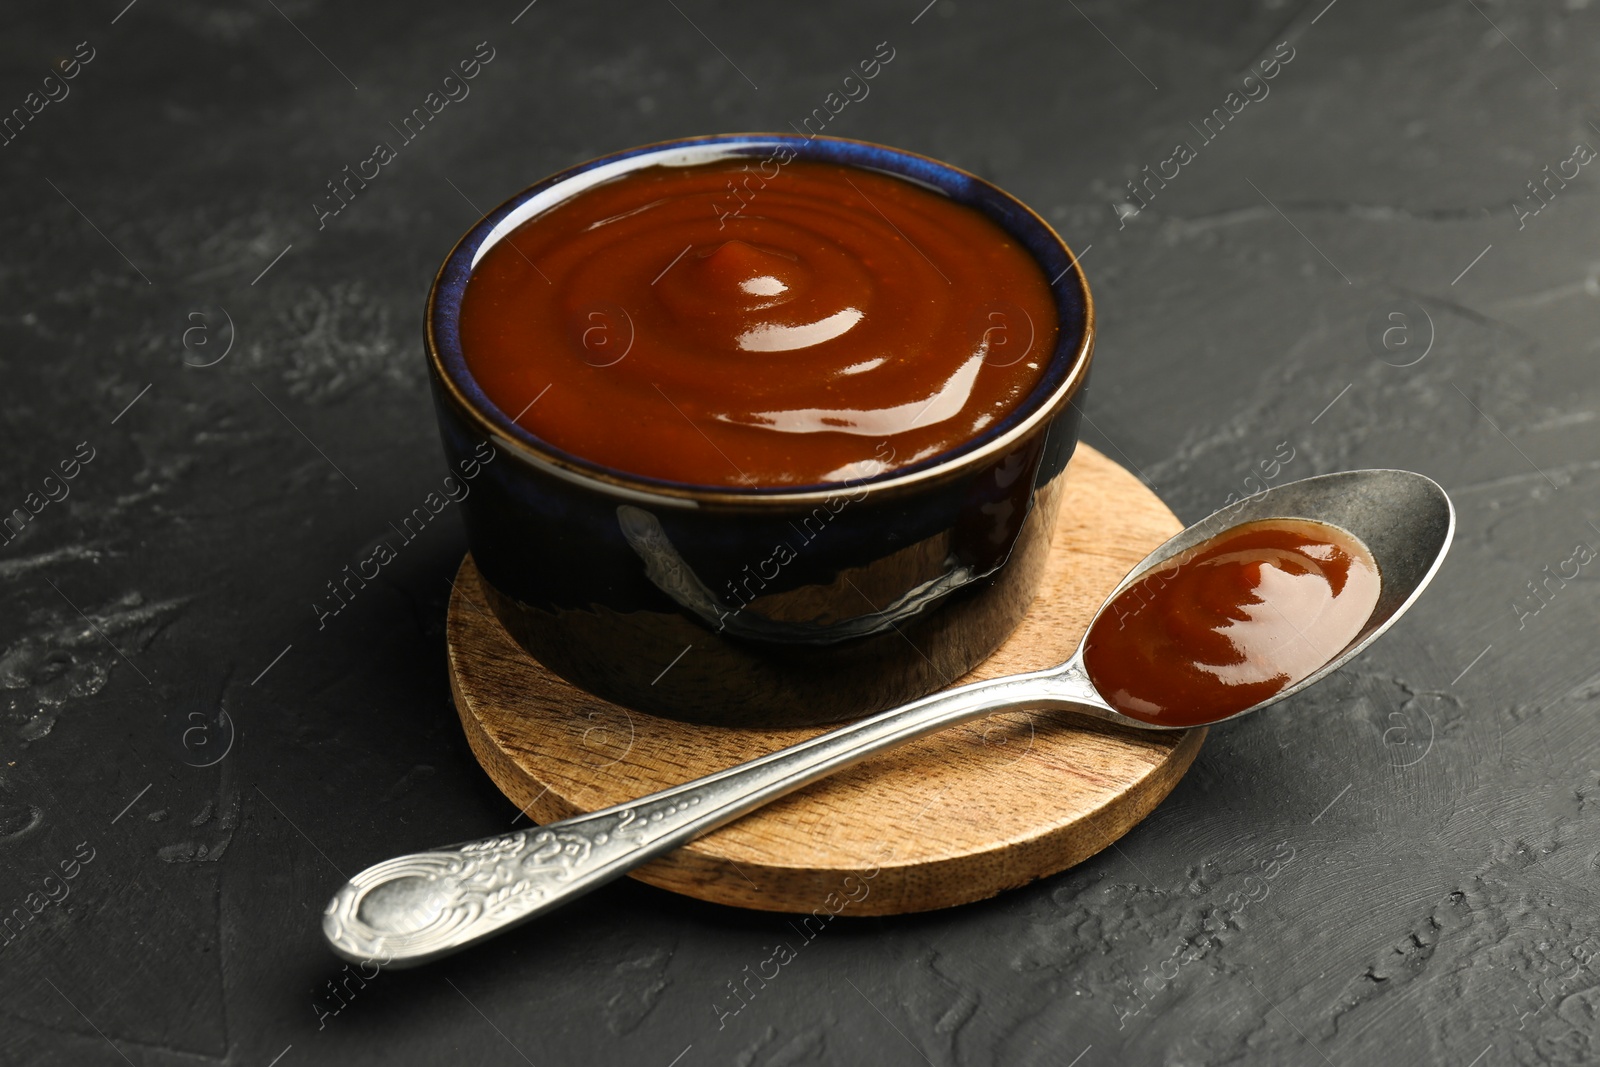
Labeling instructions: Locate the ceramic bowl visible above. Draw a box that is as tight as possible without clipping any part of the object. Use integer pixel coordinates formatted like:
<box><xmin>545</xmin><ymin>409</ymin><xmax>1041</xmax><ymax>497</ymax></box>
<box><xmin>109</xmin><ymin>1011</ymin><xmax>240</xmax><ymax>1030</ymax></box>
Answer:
<box><xmin>426</xmin><ymin>133</ymin><xmax>1094</xmax><ymax>727</ymax></box>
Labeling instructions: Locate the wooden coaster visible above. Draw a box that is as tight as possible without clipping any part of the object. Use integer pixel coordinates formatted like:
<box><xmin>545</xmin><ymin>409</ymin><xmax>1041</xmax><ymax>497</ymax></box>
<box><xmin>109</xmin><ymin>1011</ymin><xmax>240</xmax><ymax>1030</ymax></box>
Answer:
<box><xmin>446</xmin><ymin>445</ymin><xmax>1205</xmax><ymax>915</ymax></box>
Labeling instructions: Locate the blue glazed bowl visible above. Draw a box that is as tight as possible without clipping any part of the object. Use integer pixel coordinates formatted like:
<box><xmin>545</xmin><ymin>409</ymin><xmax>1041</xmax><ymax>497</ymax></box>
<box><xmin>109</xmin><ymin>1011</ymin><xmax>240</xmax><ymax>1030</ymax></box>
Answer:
<box><xmin>426</xmin><ymin>134</ymin><xmax>1094</xmax><ymax>727</ymax></box>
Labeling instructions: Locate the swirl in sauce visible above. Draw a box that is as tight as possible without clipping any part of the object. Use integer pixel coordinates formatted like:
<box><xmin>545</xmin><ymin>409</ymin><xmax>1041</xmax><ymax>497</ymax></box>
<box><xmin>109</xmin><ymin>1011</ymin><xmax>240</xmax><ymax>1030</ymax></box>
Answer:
<box><xmin>457</xmin><ymin>159</ymin><xmax>1059</xmax><ymax>487</ymax></box>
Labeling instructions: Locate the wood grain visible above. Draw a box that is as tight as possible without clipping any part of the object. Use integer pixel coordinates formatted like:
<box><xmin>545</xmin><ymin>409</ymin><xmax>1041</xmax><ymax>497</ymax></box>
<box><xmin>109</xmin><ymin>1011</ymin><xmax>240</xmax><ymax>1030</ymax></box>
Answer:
<box><xmin>446</xmin><ymin>445</ymin><xmax>1205</xmax><ymax>915</ymax></box>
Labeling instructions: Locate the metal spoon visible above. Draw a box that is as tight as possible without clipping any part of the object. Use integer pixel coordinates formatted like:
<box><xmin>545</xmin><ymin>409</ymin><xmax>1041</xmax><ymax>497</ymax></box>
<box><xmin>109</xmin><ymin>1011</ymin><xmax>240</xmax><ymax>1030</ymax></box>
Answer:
<box><xmin>323</xmin><ymin>467</ymin><xmax>1453</xmax><ymax>967</ymax></box>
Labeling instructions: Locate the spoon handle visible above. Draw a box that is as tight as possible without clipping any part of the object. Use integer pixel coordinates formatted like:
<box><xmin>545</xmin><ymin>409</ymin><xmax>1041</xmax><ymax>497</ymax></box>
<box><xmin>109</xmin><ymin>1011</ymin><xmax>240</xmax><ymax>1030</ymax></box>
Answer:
<box><xmin>323</xmin><ymin>666</ymin><xmax>1100</xmax><ymax>966</ymax></box>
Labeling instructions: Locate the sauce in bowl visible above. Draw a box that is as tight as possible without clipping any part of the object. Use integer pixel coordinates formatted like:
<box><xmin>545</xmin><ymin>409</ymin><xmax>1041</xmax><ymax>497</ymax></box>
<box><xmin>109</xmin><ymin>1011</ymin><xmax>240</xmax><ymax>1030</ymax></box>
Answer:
<box><xmin>1083</xmin><ymin>518</ymin><xmax>1381</xmax><ymax>727</ymax></box>
<box><xmin>458</xmin><ymin>158</ymin><xmax>1059</xmax><ymax>487</ymax></box>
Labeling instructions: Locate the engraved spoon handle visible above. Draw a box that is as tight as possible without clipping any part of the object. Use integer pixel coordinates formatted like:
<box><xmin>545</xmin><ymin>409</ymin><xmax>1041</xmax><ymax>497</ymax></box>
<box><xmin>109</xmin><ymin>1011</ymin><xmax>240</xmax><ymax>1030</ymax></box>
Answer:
<box><xmin>323</xmin><ymin>664</ymin><xmax>1105</xmax><ymax>966</ymax></box>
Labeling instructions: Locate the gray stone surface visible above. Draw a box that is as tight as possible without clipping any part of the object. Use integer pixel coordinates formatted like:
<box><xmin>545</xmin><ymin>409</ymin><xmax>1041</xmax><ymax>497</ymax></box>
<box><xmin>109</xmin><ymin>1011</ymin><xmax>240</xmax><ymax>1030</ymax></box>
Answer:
<box><xmin>2</xmin><ymin>0</ymin><xmax>1597</xmax><ymax>1063</ymax></box>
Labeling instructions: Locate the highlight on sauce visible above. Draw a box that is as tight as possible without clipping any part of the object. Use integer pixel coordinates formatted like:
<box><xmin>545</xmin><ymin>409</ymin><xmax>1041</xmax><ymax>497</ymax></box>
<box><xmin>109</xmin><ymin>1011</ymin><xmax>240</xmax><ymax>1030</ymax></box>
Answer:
<box><xmin>1082</xmin><ymin>518</ymin><xmax>1381</xmax><ymax>727</ymax></box>
<box><xmin>457</xmin><ymin>157</ymin><xmax>1060</xmax><ymax>487</ymax></box>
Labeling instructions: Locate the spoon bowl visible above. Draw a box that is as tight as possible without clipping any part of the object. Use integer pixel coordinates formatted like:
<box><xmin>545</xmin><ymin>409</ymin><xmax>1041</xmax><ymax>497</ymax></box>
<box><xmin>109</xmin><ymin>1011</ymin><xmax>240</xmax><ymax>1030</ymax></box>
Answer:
<box><xmin>323</xmin><ymin>468</ymin><xmax>1454</xmax><ymax>966</ymax></box>
<box><xmin>1052</xmin><ymin>467</ymin><xmax>1457</xmax><ymax>729</ymax></box>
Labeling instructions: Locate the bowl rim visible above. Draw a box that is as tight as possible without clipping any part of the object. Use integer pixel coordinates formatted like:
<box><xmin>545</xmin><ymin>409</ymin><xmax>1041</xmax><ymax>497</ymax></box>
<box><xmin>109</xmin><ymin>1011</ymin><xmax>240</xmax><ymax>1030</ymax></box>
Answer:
<box><xmin>425</xmin><ymin>132</ymin><xmax>1096</xmax><ymax>507</ymax></box>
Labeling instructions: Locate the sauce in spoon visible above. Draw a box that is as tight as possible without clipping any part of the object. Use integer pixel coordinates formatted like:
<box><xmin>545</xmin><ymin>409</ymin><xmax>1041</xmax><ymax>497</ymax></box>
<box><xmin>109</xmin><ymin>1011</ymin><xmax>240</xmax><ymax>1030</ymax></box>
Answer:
<box><xmin>1082</xmin><ymin>518</ymin><xmax>1381</xmax><ymax>727</ymax></box>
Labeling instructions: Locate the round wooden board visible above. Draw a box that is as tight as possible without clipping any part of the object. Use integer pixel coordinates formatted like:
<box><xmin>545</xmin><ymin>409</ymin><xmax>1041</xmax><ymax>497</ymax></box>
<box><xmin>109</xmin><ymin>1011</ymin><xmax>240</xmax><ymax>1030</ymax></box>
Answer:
<box><xmin>446</xmin><ymin>445</ymin><xmax>1206</xmax><ymax>915</ymax></box>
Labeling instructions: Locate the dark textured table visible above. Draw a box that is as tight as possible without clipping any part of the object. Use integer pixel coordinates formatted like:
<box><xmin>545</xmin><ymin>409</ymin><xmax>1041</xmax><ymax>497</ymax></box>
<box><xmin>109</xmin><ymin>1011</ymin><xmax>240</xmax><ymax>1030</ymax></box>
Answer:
<box><xmin>3</xmin><ymin>1</ymin><xmax>1597</xmax><ymax>1064</ymax></box>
